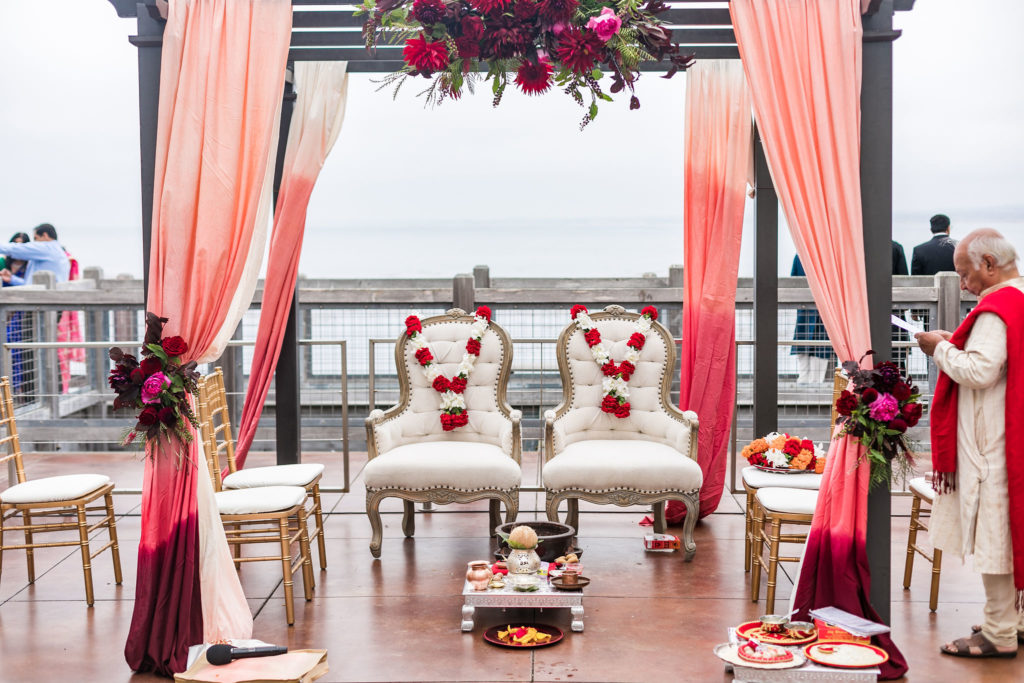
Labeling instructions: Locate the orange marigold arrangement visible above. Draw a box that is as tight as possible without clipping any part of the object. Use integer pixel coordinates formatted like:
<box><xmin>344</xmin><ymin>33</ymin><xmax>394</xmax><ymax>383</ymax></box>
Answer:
<box><xmin>742</xmin><ymin>431</ymin><xmax>825</xmax><ymax>473</ymax></box>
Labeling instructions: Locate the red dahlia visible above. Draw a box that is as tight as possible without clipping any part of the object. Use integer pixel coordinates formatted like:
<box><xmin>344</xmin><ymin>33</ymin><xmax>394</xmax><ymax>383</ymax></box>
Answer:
<box><xmin>403</xmin><ymin>34</ymin><xmax>450</xmax><ymax>73</ymax></box>
<box><xmin>537</xmin><ymin>0</ymin><xmax>578</xmax><ymax>23</ymax></box>
<box><xmin>515</xmin><ymin>58</ymin><xmax>554</xmax><ymax>96</ymax></box>
<box><xmin>470</xmin><ymin>0</ymin><xmax>512</xmax><ymax>13</ymax></box>
<box><xmin>412</xmin><ymin>0</ymin><xmax>445</xmax><ymax>25</ymax></box>
<box><xmin>555</xmin><ymin>26</ymin><xmax>604</xmax><ymax>75</ymax></box>
<box><xmin>514</xmin><ymin>0</ymin><xmax>538</xmax><ymax>21</ymax></box>
<box><xmin>484</xmin><ymin>19</ymin><xmax>532</xmax><ymax>59</ymax></box>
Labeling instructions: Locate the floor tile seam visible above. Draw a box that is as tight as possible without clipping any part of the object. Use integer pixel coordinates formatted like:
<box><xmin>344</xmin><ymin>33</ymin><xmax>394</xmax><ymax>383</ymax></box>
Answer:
<box><xmin>0</xmin><ymin>544</ymin><xmax>84</xmax><ymax>606</ymax></box>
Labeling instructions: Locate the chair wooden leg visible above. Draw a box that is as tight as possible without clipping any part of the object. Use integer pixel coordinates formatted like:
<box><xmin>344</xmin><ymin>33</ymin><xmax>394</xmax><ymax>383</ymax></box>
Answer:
<box><xmin>680</xmin><ymin>493</ymin><xmax>699</xmax><ymax>561</ymax></box>
<box><xmin>0</xmin><ymin>510</ymin><xmax>5</xmax><ymax>584</ymax></box>
<box><xmin>76</xmin><ymin>505</ymin><xmax>95</xmax><ymax>607</ymax></box>
<box><xmin>903</xmin><ymin>495</ymin><xmax>921</xmax><ymax>590</ymax></box>
<box><xmin>22</xmin><ymin>509</ymin><xmax>35</xmax><ymax>582</ymax></box>
<box><xmin>652</xmin><ymin>501</ymin><xmax>666</xmax><ymax>535</ymax></box>
<box><xmin>104</xmin><ymin>493</ymin><xmax>123</xmax><ymax>585</ymax></box>
<box><xmin>751</xmin><ymin>505</ymin><xmax>765</xmax><ymax>603</ymax></box>
<box><xmin>367</xmin><ymin>492</ymin><xmax>384</xmax><ymax>558</ymax></box>
<box><xmin>568</xmin><ymin>498</ymin><xmax>579</xmax><ymax>533</ymax></box>
<box><xmin>545</xmin><ymin>493</ymin><xmax>562</xmax><ymax>524</ymax></box>
<box><xmin>930</xmin><ymin>547</ymin><xmax>943</xmax><ymax>612</ymax></box>
<box><xmin>504</xmin><ymin>492</ymin><xmax>519</xmax><ymax>525</ymax></box>
<box><xmin>744</xmin><ymin>491</ymin><xmax>754</xmax><ymax>573</ymax></box>
<box><xmin>298</xmin><ymin>510</ymin><xmax>314</xmax><ymax>600</ymax></box>
<box><xmin>765</xmin><ymin>517</ymin><xmax>782</xmax><ymax>614</ymax></box>
<box><xmin>750</xmin><ymin>499</ymin><xmax>765</xmax><ymax>577</ymax></box>
<box><xmin>488</xmin><ymin>499</ymin><xmax>501</xmax><ymax>536</ymax></box>
<box><xmin>311</xmin><ymin>485</ymin><xmax>327</xmax><ymax>570</ymax></box>
<box><xmin>402</xmin><ymin>500</ymin><xmax>415</xmax><ymax>538</ymax></box>
<box><xmin>279</xmin><ymin>517</ymin><xmax>295</xmax><ymax>625</ymax></box>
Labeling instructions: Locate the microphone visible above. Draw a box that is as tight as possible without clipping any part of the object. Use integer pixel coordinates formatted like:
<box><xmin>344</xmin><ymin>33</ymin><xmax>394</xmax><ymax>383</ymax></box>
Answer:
<box><xmin>206</xmin><ymin>644</ymin><xmax>288</xmax><ymax>666</ymax></box>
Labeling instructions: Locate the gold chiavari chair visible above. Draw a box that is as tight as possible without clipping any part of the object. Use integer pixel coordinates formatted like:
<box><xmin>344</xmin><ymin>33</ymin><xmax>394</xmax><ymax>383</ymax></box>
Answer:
<box><xmin>195</xmin><ymin>374</ymin><xmax>314</xmax><ymax>625</ymax></box>
<box><xmin>0</xmin><ymin>376</ymin><xmax>121</xmax><ymax>605</ymax></box>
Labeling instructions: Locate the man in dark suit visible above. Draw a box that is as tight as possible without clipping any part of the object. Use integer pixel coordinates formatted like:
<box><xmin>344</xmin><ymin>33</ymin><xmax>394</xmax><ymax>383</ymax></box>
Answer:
<box><xmin>911</xmin><ymin>214</ymin><xmax>957</xmax><ymax>275</ymax></box>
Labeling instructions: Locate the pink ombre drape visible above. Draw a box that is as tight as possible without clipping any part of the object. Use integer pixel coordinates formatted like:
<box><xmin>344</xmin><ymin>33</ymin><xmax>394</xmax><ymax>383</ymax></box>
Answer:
<box><xmin>234</xmin><ymin>62</ymin><xmax>350</xmax><ymax>470</ymax></box>
<box><xmin>731</xmin><ymin>0</ymin><xmax>906</xmax><ymax>677</ymax></box>
<box><xmin>57</xmin><ymin>254</ymin><xmax>85</xmax><ymax>393</ymax></box>
<box><xmin>676</xmin><ymin>60</ymin><xmax>751</xmax><ymax>520</ymax></box>
<box><xmin>125</xmin><ymin>0</ymin><xmax>292</xmax><ymax>675</ymax></box>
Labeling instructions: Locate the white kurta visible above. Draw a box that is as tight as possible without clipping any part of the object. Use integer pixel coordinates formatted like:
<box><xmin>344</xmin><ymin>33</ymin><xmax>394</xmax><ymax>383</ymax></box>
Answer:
<box><xmin>930</xmin><ymin>277</ymin><xmax>1024</xmax><ymax>575</ymax></box>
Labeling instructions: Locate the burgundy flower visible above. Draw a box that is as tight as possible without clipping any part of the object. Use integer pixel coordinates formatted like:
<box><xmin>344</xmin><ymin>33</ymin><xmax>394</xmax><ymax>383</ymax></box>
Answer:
<box><xmin>415</xmin><ymin>348</ymin><xmax>434</xmax><ymax>365</ymax></box>
<box><xmin>161</xmin><ymin>336</ymin><xmax>188</xmax><ymax>357</ymax></box>
<box><xmin>556</xmin><ymin>26</ymin><xmax>604</xmax><ymax>75</ymax></box>
<box><xmin>432</xmin><ymin>376</ymin><xmax>450</xmax><ymax>393</ymax></box>
<box><xmin>584</xmin><ymin>328</ymin><xmax>601</xmax><ymax>347</ymax></box>
<box><xmin>157</xmin><ymin>406</ymin><xmax>177</xmax><ymax>427</ymax></box>
<box><xmin>484</xmin><ymin>18</ymin><xmax>532</xmax><ymax>59</ymax></box>
<box><xmin>466</xmin><ymin>338</ymin><xmax>482</xmax><ymax>355</ymax></box>
<box><xmin>892</xmin><ymin>381</ymin><xmax>912</xmax><ymax>402</ymax></box>
<box><xmin>514</xmin><ymin>0</ymin><xmax>538</xmax><ymax>21</ymax></box>
<box><xmin>570</xmin><ymin>304</ymin><xmax>588</xmax><ymax>319</ymax></box>
<box><xmin>470</xmin><ymin>0</ymin><xmax>512</xmax><ymax>12</ymax></box>
<box><xmin>130</xmin><ymin>368</ymin><xmax>145</xmax><ymax>385</ymax></box>
<box><xmin>403</xmin><ymin>33</ymin><xmax>450</xmax><ymax>73</ymax></box>
<box><xmin>515</xmin><ymin>58</ymin><xmax>554</xmax><ymax>96</ymax></box>
<box><xmin>627</xmin><ymin>332</ymin><xmax>646</xmax><ymax>349</ymax></box>
<box><xmin>137</xmin><ymin>405</ymin><xmax>159</xmax><ymax>426</ymax></box>
<box><xmin>412</xmin><ymin>0</ymin><xmax>445</xmax><ymax>25</ymax></box>
<box><xmin>617</xmin><ymin>360</ymin><xmax>635</xmax><ymax>380</ymax></box>
<box><xmin>537</xmin><ymin>0</ymin><xmax>578</xmax><ymax>23</ymax></box>
<box><xmin>461</xmin><ymin>15</ymin><xmax>485</xmax><ymax>40</ymax></box>
<box><xmin>888</xmin><ymin>417</ymin><xmax>908</xmax><ymax>433</ymax></box>
<box><xmin>836</xmin><ymin>390</ymin><xmax>859</xmax><ymax>416</ymax></box>
<box><xmin>874</xmin><ymin>361</ymin><xmax>901</xmax><ymax>389</ymax></box>
<box><xmin>108</xmin><ymin>371</ymin><xmax>127</xmax><ymax>389</ymax></box>
<box><xmin>601</xmin><ymin>394</ymin><xmax>619</xmax><ymax>413</ymax></box>
<box><xmin>449</xmin><ymin>376</ymin><xmax>468</xmax><ymax>394</ymax></box>
<box><xmin>861</xmin><ymin>387</ymin><xmax>879</xmax><ymax>404</ymax></box>
<box><xmin>640</xmin><ymin>306</ymin><xmax>658</xmax><ymax>320</ymax></box>
<box><xmin>601</xmin><ymin>361</ymin><xmax>619</xmax><ymax>377</ymax></box>
<box><xmin>140</xmin><ymin>356</ymin><xmax>163</xmax><ymax>377</ymax></box>
<box><xmin>456</xmin><ymin>36</ymin><xmax>481</xmax><ymax>60</ymax></box>
<box><xmin>405</xmin><ymin>316</ymin><xmax>422</xmax><ymax>334</ymax></box>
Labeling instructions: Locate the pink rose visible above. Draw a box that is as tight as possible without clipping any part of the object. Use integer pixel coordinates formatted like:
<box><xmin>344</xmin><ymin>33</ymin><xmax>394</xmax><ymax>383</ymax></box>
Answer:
<box><xmin>868</xmin><ymin>392</ymin><xmax>899</xmax><ymax>422</ymax></box>
<box><xmin>141</xmin><ymin>372</ymin><xmax>170</xmax><ymax>404</ymax></box>
<box><xmin>586</xmin><ymin>7</ymin><xmax>621</xmax><ymax>43</ymax></box>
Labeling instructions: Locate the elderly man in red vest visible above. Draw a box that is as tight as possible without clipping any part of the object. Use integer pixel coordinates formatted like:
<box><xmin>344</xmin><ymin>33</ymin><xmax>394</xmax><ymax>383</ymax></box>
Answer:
<box><xmin>916</xmin><ymin>228</ymin><xmax>1024</xmax><ymax>658</ymax></box>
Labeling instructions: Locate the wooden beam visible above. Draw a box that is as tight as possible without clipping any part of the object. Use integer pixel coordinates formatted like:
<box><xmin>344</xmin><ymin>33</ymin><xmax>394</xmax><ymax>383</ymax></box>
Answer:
<box><xmin>288</xmin><ymin>45</ymin><xmax>739</xmax><ymax>64</ymax></box>
<box><xmin>290</xmin><ymin>28</ymin><xmax>736</xmax><ymax>47</ymax></box>
<box><xmin>292</xmin><ymin>7</ymin><xmax>734</xmax><ymax>27</ymax></box>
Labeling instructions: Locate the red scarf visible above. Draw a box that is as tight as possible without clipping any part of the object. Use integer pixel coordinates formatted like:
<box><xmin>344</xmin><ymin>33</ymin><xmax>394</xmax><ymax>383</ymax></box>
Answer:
<box><xmin>930</xmin><ymin>284</ymin><xmax>1024</xmax><ymax>606</ymax></box>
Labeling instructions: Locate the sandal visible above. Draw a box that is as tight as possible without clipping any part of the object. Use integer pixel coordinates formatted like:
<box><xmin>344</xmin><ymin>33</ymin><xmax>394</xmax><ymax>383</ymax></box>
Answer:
<box><xmin>971</xmin><ymin>624</ymin><xmax>1024</xmax><ymax>644</ymax></box>
<box><xmin>941</xmin><ymin>632</ymin><xmax>1017</xmax><ymax>658</ymax></box>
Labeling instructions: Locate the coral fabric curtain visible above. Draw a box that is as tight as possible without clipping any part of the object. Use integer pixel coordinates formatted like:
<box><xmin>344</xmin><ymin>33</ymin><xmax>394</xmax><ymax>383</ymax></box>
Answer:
<box><xmin>234</xmin><ymin>62</ymin><xmax>351</xmax><ymax>469</ymax></box>
<box><xmin>731</xmin><ymin>0</ymin><xmax>906</xmax><ymax>677</ymax></box>
<box><xmin>125</xmin><ymin>0</ymin><xmax>292</xmax><ymax>675</ymax></box>
<box><xmin>677</xmin><ymin>60</ymin><xmax>751</xmax><ymax>519</ymax></box>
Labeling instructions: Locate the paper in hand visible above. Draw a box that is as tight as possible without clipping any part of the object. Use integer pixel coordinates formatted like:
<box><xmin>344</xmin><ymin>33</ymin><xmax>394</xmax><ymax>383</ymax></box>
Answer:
<box><xmin>890</xmin><ymin>314</ymin><xmax>924</xmax><ymax>336</ymax></box>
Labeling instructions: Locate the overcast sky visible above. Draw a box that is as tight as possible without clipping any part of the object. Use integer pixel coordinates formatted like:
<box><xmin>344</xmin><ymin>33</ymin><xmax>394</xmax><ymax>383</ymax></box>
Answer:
<box><xmin>0</xmin><ymin>0</ymin><xmax>1021</xmax><ymax>279</ymax></box>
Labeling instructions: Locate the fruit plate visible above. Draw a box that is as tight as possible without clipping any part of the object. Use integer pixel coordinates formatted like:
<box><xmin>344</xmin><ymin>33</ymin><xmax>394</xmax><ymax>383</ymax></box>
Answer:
<box><xmin>483</xmin><ymin>624</ymin><xmax>564</xmax><ymax>649</ymax></box>
<box><xmin>753</xmin><ymin>465</ymin><xmax>814</xmax><ymax>474</ymax></box>
<box><xmin>803</xmin><ymin>641</ymin><xmax>889</xmax><ymax>668</ymax></box>
<box><xmin>736</xmin><ymin>621</ymin><xmax>817</xmax><ymax>646</ymax></box>
<box><xmin>713</xmin><ymin>643</ymin><xmax>805</xmax><ymax>670</ymax></box>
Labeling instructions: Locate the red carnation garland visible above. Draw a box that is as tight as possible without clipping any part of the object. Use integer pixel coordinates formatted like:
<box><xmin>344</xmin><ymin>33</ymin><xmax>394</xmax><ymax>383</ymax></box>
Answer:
<box><xmin>406</xmin><ymin>306</ymin><xmax>493</xmax><ymax>431</ymax></box>
<box><xmin>569</xmin><ymin>305</ymin><xmax>658</xmax><ymax>419</ymax></box>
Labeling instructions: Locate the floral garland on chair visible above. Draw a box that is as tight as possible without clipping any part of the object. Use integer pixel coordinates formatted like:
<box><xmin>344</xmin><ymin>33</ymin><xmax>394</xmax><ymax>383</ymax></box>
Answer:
<box><xmin>569</xmin><ymin>304</ymin><xmax>657</xmax><ymax>418</ymax></box>
<box><xmin>405</xmin><ymin>306</ymin><xmax>493</xmax><ymax>431</ymax></box>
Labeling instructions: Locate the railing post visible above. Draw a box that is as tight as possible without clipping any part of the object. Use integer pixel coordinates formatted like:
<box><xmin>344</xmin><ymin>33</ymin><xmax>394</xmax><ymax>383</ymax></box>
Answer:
<box><xmin>935</xmin><ymin>271</ymin><xmax>961</xmax><ymax>332</ymax></box>
<box><xmin>752</xmin><ymin>129</ymin><xmax>778</xmax><ymax>439</ymax></box>
<box><xmin>453</xmin><ymin>273</ymin><xmax>475</xmax><ymax>312</ymax></box>
<box><xmin>83</xmin><ymin>268</ymin><xmax>107</xmax><ymax>410</ymax></box>
<box><xmin>32</xmin><ymin>272</ymin><xmax>60</xmax><ymax>429</ymax></box>
<box><xmin>473</xmin><ymin>265</ymin><xmax>490</xmax><ymax>289</ymax></box>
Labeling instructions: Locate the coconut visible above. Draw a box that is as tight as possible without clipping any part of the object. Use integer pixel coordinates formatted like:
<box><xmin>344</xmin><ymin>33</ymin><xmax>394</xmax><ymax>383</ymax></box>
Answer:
<box><xmin>507</xmin><ymin>525</ymin><xmax>539</xmax><ymax>549</ymax></box>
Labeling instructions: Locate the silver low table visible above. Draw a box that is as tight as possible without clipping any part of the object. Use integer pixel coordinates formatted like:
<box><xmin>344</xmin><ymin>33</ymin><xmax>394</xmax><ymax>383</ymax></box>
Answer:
<box><xmin>461</xmin><ymin>577</ymin><xmax>585</xmax><ymax>632</ymax></box>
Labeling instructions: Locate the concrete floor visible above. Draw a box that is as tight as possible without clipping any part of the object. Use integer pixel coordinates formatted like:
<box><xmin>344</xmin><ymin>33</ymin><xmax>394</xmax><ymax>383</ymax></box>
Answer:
<box><xmin>0</xmin><ymin>450</ymin><xmax>1019</xmax><ymax>682</ymax></box>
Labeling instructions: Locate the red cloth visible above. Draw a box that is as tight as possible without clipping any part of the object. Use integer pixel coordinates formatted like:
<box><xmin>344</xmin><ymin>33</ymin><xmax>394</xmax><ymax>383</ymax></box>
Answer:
<box><xmin>929</xmin><ymin>285</ymin><xmax>1024</xmax><ymax>605</ymax></box>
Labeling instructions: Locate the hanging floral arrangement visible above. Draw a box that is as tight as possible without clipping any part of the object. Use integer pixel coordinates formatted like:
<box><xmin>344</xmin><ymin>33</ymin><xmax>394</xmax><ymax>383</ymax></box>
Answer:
<box><xmin>359</xmin><ymin>0</ymin><xmax>695</xmax><ymax>128</ymax></box>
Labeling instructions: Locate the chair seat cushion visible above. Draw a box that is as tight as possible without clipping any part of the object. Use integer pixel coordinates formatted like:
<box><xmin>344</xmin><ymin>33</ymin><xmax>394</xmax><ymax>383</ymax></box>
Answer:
<box><xmin>363</xmin><ymin>442</ymin><xmax>521</xmax><ymax>491</ymax></box>
<box><xmin>908</xmin><ymin>476</ymin><xmax>936</xmax><ymax>502</ymax></box>
<box><xmin>1</xmin><ymin>474</ymin><xmax>110</xmax><ymax>504</ymax></box>
<box><xmin>543</xmin><ymin>440</ymin><xmax>703</xmax><ymax>493</ymax></box>
<box><xmin>756</xmin><ymin>487</ymin><xmax>818</xmax><ymax>515</ymax></box>
<box><xmin>742</xmin><ymin>466</ymin><xmax>822</xmax><ymax>491</ymax></box>
<box><xmin>223</xmin><ymin>463</ymin><xmax>325</xmax><ymax>489</ymax></box>
<box><xmin>215</xmin><ymin>486</ymin><xmax>306</xmax><ymax>515</ymax></box>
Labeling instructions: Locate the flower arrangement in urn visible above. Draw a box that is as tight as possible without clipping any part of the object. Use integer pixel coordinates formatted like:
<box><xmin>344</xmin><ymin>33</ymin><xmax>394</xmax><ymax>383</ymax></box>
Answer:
<box><xmin>359</xmin><ymin>0</ymin><xmax>695</xmax><ymax>128</ymax></box>
<box><xmin>108</xmin><ymin>313</ymin><xmax>201</xmax><ymax>453</ymax></box>
<box><xmin>742</xmin><ymin>432</ymin><xmax>826</xmax><ymax>474</ymax></box>
<box><xmin>834</xmin><ymin>353</ymin><xmax>923</xmax><ymax>488</ymax></box>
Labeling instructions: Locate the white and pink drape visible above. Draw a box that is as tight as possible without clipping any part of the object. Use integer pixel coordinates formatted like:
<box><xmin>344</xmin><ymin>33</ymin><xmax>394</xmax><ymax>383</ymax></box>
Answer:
<box><xmin>124</xmin><ymin>0</ymin><xmax>292</xmax><ymax>675</ymax></box>
<box><xmin>676</xmin><ymin>60</ymin><xmax>751</xmax><ymax>519</ymax></box>
<box><xmin>731</xmin><ymin>0</ymin><xmax>906</xmax><ymax>676</ymax></box>
<box><xmin>233</xmin><ymin>62</ymin><xmax>351</xmax><ymax>470</ymax></box>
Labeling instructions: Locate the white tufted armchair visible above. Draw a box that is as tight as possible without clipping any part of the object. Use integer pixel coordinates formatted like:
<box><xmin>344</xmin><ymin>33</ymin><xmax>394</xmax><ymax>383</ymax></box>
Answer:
<box><xmin>364</xmin><ymin>308</ymin><xmax>522</xmax><ymax>558</ymax></box>
<box><xmin>543</xmin><ymin>305</ymin><xmax>702</xmax><ymax>560</ymax></box>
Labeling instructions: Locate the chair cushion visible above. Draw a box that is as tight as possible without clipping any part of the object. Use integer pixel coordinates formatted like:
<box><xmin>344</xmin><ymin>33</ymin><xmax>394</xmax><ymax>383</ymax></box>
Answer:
<box><xmin>1</xmin><ymin>474</ymin><xmax>110</xmax><ymax>504</ymax></box>
<box><xmin>223</xmin><ymin>463</ymin><xmax>325</xmax><ymax>489</ymax></box>
<box><xmin>742</xmin><ymin>466</ymin><xmax>822</xmax><ymax>491</ymax></box>
<box><xmin>215</xmin><ymin>486</ymin><xmax>306</xmax><ymax>515</ymax></box>
<box><xmin>756</xmin><ymin>487</ymin><xmax>818</xmax><ymax>515</ymax></box>
<box><xmin>543</xmin><ymin>440</ymin><xmax>703</xmax><ymax>493</ymax></box>
<box><xmin>362</xmin><ymin>442</ymin><xmax>521</xmax><ymax>491</ymax></box>
<box><xmin>908</xmin><ymin>476</ymin><xmax>936</xmax><ymax>502</ymax></box>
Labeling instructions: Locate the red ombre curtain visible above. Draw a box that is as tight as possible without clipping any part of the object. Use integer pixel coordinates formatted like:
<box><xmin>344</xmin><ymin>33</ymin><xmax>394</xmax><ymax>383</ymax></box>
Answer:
<box><xmin>125</xmin><ymin>0</ymin><xmax>292</xmax><ymax>675</ymax></box>
<box><xmin>731</xmin><ymin>0</ymin><xmax>906</xmax><ymax>677</ymax></box>
<box><xmin>676</xmin><ymin>60</ymin><xmax>751</xmax><ymax>520</ymax></box>
<box><xmin>234</xmin><ymin>62</ymin><xmax>351</xmax><ymax>470</ymax></box>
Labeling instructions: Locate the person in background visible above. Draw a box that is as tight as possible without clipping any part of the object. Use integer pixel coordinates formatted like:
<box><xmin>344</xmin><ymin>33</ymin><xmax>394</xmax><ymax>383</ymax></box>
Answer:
<box><xmin>891</xmin><ymin>240</ymin><xmax>910</xmax><ymax>370</ymax></box>
<box><xmin>0</xmin><ymin>223</ymin><xmax>70</xmax><ymax>285</ymax></box>
<box><xmin>915</xmin><ymin>229</ymin><xmax>1024</xmax><ymax>658</ymax></box>
<box><xmin>790</xmin><ymin>255</ymin><xmax>835</xmax><ymax>383</ymax></box>
<box><xmin>911</xmin><ymin>214</ymin><xmax>957</xmax><ymax>275</ymax></box>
